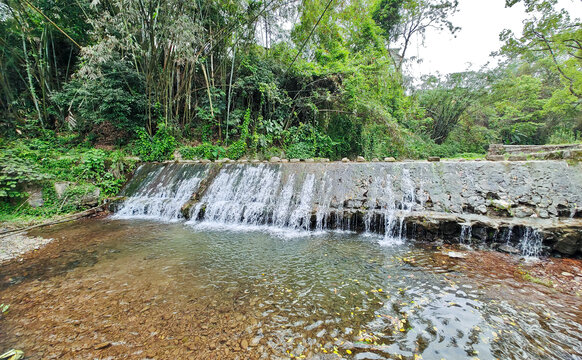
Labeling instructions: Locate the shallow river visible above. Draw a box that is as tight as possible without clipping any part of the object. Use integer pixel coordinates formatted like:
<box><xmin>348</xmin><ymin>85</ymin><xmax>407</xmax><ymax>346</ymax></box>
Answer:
<box><xmin>0</xmin><ymin>219</ymin><xmax>580</xmax><ymax>359</ymax></box>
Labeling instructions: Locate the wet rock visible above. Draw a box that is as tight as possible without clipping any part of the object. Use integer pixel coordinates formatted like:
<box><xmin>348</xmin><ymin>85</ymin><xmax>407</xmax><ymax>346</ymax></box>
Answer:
<box><xmin>384</xmin><ymin>157</ymin><xmax>396</xmax><ymax>162</ymax></box>
<box><xmin>237</xmin><ymin>159</ymin><xmax>248</xmax><ymax>163</ymax></box>
<box><xmin>356</xmin><ymin>156</ymin><xmax>366</xmax><ymax>162</ymax></box>
<box><xmin>498</xmin><ymin>244</ymin><xmax>520</xmax><ymax>254</ymax></box>
<box><xmin>553</xmin><ymin>231</ymin><xmax>582</xmax><ymax>255</ymax></box>
<box><xmin>486</xmin><ymin>155</ymin><xmax>505</xmax><ymax>161</ymax></box>
<box><xmin>428</xmin><ymin>156</ymin><xmax>440</xmax><ymax>162</ymax></box>
<box><xmin>269</xmin><ymin>157</ymin><xmax>281</xmax><ymax>163</ymax></box>
<box><xmin>251</xmin><ymin>159</ymin><xmax>260</xmax><ymax>163</ymax></box>
<box><xmin>341</xmin><ymin>158</ymin><xmax>350</xmax><ymax>162</ymax></box>
<box><xmin>201</xmin><ymin>159</ymin><xmax>211</xmax><ymax>163</ymax></box>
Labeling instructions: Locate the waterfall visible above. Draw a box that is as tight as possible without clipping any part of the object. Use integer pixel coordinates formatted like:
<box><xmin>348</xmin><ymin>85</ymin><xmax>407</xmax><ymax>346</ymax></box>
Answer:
<box><xmin>112</xmin><ymin>163</ymin><xmax>207</xmax><ymax>222</ymax></box>
<box><xmin>459</xmin><ymin>224</ymin><xmax>472</xmax><ymax>244</ymax></box>
<box><xmin>518</xmin><ymin>227</ymin><xmax>543</xmax><ymax>258</ymax></box>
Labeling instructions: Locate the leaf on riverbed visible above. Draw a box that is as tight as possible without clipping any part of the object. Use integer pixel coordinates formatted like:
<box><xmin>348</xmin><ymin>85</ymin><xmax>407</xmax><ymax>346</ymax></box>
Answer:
<box><xmin>0</xmin><ymin>349</ymin><xmax>24</xmax><ymax>360</ymax></box>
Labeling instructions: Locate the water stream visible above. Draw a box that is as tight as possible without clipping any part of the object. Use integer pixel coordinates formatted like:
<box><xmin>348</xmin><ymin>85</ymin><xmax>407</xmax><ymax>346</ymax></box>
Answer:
<box><xmin>0</xmin><ymin>220</ymin><xmax>580</xmax><ymax>360</ymax></box>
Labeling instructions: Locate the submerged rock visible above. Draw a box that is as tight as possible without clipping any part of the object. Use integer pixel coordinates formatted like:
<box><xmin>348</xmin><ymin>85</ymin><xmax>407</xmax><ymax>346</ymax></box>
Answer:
<box><xmin>445</xmin><ymin>251</ymin><xmax>468</xmax><ymax>259</ymax></box>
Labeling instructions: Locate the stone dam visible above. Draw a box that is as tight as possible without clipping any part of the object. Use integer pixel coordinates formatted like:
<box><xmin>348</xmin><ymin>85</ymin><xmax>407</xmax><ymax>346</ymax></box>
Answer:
<box><xmin>110</xmin><ymin>160</ymin><xmax>582</xmax><ymax>257</ymax></box>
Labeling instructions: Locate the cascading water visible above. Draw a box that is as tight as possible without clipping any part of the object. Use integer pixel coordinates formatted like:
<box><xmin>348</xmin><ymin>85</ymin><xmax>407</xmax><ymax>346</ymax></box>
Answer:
<box><xmin>518</xmin><ymin>227</ymin><xmax>543</xmax><ymax>258</ymax></box>
<box><xmin>459</xmin><ymin>224</ymin><xmax>472</xmax><ymax>244</ymax></box>
<box><xmin>112</xmin><ymin>163</ymin><xmax>207</xmax><ymax>222</ymax></box>
<box><xmin>109</xmin><ymin>161</ymin><xmax>565</xmax><ymax>257</ymax></box>
<box><xmin>184</xmin><ymin>163</ymin><xmax>421</xmax><ymax>240</ymax></box>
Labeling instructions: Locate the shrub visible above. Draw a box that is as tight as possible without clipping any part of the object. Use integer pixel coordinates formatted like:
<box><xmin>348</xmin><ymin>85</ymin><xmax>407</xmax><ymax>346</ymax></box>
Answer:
<box><xmin>179</xmin><ymin>143</ymin><xmax>226</xmax><ymax>160</ymax></box>
<box><xmin>226</xmin><ymin>140</ymin><xmax>247</xmax><ymax>160</ymax></box>
<box><xmin>134</xmin><ymin>124</ymin><xmax>177</xmax><ymax>162</ymax></box>
<box><xmin>285</xmin><ymin>142</ymin><xmax>313</xmax><ymax>159</ymax></box>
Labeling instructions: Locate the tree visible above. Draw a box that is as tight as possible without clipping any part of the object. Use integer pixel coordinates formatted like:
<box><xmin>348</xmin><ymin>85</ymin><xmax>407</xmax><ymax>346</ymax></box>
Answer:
<box><xmin>501</xmin><ymin>0</ymin><xmax>581</xmax><ymax>101</ymax></box>
<box><xmin>373</xmin><ymin>0</ymin><xmax>460</xmax><ymax>73</ymax></box>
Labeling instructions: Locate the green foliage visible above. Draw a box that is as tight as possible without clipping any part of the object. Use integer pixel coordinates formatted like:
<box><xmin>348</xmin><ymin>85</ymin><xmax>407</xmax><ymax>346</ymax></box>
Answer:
<box><xmin>52</xmin><ymin>57</ymin><xmax>147</xmax><ymax>142</ymax></box>
<box><xmin>0</xmin><ymin>137</ymin><xmax>135</xmax><ymax>220</ymax></box>
<box><xmin>0</xmin><ymin>155</ymin><xmax>52</xmax><ymax>198</ymax></box>
<box><xmin>226</xmin><ymin>141</ymin><xmax>247</xmax><ymax>160</ymax></box>
<box><xmin>134</xmin><ymin>124</ymin><xmax>177</xmax><ymax>162</ymax></box>
<box><xmin>284</xmin><ymin>123</ymin><xmax>336</xmax><ymax>159</ymax></box>
<box><xmin>548</xmin><ymin>128</ymin><xmax>581</xmax><ymax>144</ymax></box>
<box><xmin>285</xmin><ymin>142</ymin><xmax>314</xmax><ymax>159</ymax></box>
<box><xmin>180</xmin><ymin>143</ymin><xmax>226</xmax><ymax>160</ymax></box>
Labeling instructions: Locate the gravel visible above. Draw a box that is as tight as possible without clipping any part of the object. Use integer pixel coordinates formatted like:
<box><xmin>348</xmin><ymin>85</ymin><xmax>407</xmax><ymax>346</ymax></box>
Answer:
<box><xmin>0</xmin><ymin>233</ymin><xmax>53</xmax><ymax>263</ymax></box>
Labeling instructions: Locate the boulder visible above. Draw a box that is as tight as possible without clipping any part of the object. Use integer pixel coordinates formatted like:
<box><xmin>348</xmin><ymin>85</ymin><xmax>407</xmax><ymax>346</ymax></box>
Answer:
<box><xmin>81</xmin><ymin>188</ymin><xmax>101</xmax><ymax>207</ymax></box>
<box><xmin>383</xmin><ymin>157</ymin><xmax>396</xmax><ymax>162</ymax></box>
<box><xmin>54</xmin><ymin>181</ymin><xmax>75</xmax><ymax>198</ymax></box>
<box><xmin>305</xmin><ymin>158</ymin><xmax>315</xmax><ymax>163</ymax></box>
<box><xmin>427</xmin><ymin>156</ymin><xmax>440</xmax><ymax>162</ymax></box>
<box><xmin>269</xmin><ymin>157</ymin><xmax>281</xmax><ymax>163</ymax></box>
<box><xmin>290</xmin><ymin>159</ymin><xmax>300</xmax><ymax>163</ymax></box>
<box><xmin>341</xmin><ymin>158</ymin><xmax>350</xmax><ymax>162</ymax></box>
<box><xmin>356</xmin><ymin>156</ymin><xmax>366</xmax><ymax>162</ymax></box>
<box><xmin>25</xmin><ymin>185</ymin><xmax>44</xmax><ymax>208</ymax></box>
<box><xmin>553</xmin><ymin>230</ymin><xmax>582</xmax><ymax>255</ymax></box>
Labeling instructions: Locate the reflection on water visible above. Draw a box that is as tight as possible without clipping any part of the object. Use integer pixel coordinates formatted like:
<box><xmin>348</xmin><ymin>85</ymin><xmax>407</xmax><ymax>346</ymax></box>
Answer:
<box><xmin>0</xmin><ymin>219</ymin><xmax>580</xmax><ymax>360</ymax></box>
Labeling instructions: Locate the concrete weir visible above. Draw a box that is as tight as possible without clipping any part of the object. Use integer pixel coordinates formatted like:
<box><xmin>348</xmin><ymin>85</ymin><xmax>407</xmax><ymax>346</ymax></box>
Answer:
<box><xmin>111</xmin><ymin>160</ymin><xmax>582</xmax><ymax>257</ymax></box>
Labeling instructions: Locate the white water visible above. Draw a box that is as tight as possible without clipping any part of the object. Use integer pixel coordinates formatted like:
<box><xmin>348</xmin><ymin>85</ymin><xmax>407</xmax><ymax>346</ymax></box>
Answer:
<box><xmin>112</xmin><ymin>163</ymin><xmax>550</xmax><ymax>256</ymax></box>
<box><xmin>460</xmin><ymin>224</ymin><xmax>472</xmax><ymax>244</ymax></box>
<box><xmin>184</xmin><ymin>164</ymin><xmax>420</xmax><ymax>242</ymax></box>
<box><xmin>518</xmin><ymin>227</ymin><xmax>543</xmax><ymax>258</ymax></box>
<box><xmin>112</xmin><ymin>164</ymin><xmax>207</xmax><ymax>222</ymax></box>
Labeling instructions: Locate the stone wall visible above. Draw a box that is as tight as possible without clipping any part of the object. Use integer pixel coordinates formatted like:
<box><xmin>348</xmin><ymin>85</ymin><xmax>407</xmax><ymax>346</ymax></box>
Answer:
<box><xmin>114</xmin><ymin>159</ymin><xmax>582</xmax><ymax>256</ymax></box>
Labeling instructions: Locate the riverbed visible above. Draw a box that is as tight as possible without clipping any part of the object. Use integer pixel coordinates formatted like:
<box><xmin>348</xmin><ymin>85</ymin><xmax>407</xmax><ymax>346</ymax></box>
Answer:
<box><xmin>0</xmin><ymin>219</ymin><xmax>581</xmax><ymax>359</ymax></box>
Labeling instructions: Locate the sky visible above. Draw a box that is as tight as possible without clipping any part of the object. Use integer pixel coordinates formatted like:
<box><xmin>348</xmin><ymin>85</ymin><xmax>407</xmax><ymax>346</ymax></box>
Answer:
<box><xmin>405</xmin><ymin>0</ymin><xmax>582</xmax><ymax>79</ymax></box>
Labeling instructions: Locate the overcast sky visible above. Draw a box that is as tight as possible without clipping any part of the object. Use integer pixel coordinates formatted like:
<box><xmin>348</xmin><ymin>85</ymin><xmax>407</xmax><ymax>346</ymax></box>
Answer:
<box><xmin>405</xmin><ymin>0</ymin><xmax>582</xmax><ymax>79</ymax></box>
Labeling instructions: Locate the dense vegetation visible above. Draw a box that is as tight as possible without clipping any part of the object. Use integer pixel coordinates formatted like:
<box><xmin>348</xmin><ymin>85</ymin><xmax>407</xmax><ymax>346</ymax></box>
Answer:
<box><xmin>0</xmin><ymin>0</ymin><xmax>580</xmax><ymax>221</ymax></box>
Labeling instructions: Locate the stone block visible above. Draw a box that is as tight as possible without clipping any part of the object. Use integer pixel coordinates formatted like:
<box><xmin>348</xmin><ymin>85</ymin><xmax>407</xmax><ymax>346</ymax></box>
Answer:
<box><xmin>486</xmin><ymin>155</ymin><xmax>505</xmax><ymax>161</ymax></box>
